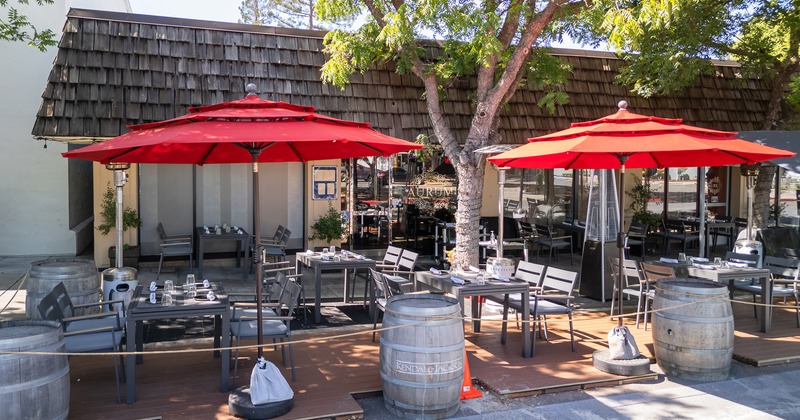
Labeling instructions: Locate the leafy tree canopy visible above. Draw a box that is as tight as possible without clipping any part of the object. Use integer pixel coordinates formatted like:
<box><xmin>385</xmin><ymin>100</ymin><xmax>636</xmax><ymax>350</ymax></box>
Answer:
<box><xmin>240</xmin><ymin>0</ymin><xmax>353</xmax><ymax>30</ymax></box>
<box><xmin>1</xmin><ymin>0</ymin><xmax>56</xmax><ymax>51</ymax></box>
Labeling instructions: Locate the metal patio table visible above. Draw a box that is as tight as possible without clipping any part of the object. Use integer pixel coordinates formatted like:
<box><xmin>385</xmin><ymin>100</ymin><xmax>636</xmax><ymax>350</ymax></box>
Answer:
<box><xmin>414</xmin><ymin>271</ymin><xmax>532</xmax><ymax>358</ymax></box>
<box><xmin>295</xmin><ymin>252</ymin><xmax>376</xmax><ymax>324</ymax></box>
<box><xmin>125</xmin><ymin>283</ymin><xmax>230</xmax><ymax>403</ymax></box>
<box><xmin>196</xmin><ymin>227</ymin><xmax>251</xmax><ymax>279</ymax></box>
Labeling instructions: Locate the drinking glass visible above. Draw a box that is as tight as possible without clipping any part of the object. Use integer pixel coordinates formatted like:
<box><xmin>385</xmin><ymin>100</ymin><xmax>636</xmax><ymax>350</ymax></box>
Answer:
<box><xmin>329</xmin><ymin>245</ymin><xmax>336</xmax><ymax>254</ymax></box>
<box><xmin>186</xmin><ymin>274</ymin><xmax>196</xmax><ymax>286</ymax></box>
<box><xmin>164</xmin><ymin>280</ymin><xmax>174</xmax><ymax>293</ymax></box>
<box><xmin>678</xmin><ymin>253</ymin><xmax>687</xmax><ymax>262</ymax></box>
<box><xmin>186</xmin><ymin>283</ymin><xmax>197</xmax><ymax>298</ymax></box>
<box><xmin>713</xmin><ymin>257</ymin><xmax>722</xmax><ymax>267</ymax></box>
<box><xmin>162</xmin><ymin>291</ymin><xmax>174</xmax><ymax>306</ymax></box>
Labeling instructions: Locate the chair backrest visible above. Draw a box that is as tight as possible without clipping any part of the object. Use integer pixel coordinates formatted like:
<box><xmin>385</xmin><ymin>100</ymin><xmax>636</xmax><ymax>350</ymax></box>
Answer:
<box><xmin>517</xmin><ymin>221</ymin><xmax>535</xmax><ymax>239</ymax></box>
<box><xmin>534</xmin><ymin>224</ymin><xmax>552</xmax><ymax>238</ymax></box>
<box><xmin>539</xmin><ymin>267</ymin><xmax>579</xmax><ymax>296</ymax></box>
<box><xmin>725</xmin><ymin>251</ymin><xmax>759</xmax><ymax>267</ymax></box>
<box><xmin>764</xmin><ymin>256</ymin><xmax>800</xmax><ymax>281</ymax></box>
<box><xmin>270</xmin><ymin>225</ymin><xmax>286</xmax><ymax>242</ymax></box>
<box><xmin>663</xmin><ymin>219</ymin><xmax>686</xmax><ymax>233</ymax></box>
<box><xmin>514</xmin><ymin>261</ymin><xmax>546</xmax><ymax>286</ymax></box>
<box><xmin>382</xmin><ymin>246</ymin><xmax>403</xmax><ymax>266</ymax></box>
<box><xmin>278</xmin><ymin>228</ymin><xmax>291</xmax><ymax>245</ymax></box>
<box><xmin>397</xmin><ymin>249</ymin><xmax>418</xmax><ymax>272</ymax></box>
<box><xmin>714</xmin><ymin>215</ymin><xmax>732</xmax><ymax>223</ymax></box>
<box><xmin>628</xmin><ymin>222</ymin><xmax>648</xmax><ymax>237</ymax></box>
<box><xmin>369</xmin><ymin>268</ymin><xmax>389</xmax><ymax>300</ymax></box>
<box><xmin>610</xmin><ymin>258</ymin><xmax>642</xmax><ymax>289</ymax></box>
<box><xmin>639</xmin><ymin>262</ymin><xmax>675</xmax><ymax>282</ymax></box>
<box><xmin>46</xmin><ymin>282</ymin><xmax>75</xmax><ymax>318</ymax></box>
<box><xmin>278</xmin><ymin>280</ymin><xmax>302</xmax><ymax>319</ymax></box>
<box><xmin>38</xmin><ymin>290</ymin><xmax>66</xmax><ymax>322</ymax></box>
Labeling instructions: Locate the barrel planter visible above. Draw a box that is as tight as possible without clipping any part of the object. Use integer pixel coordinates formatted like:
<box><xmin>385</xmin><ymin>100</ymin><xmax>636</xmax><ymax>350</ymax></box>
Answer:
<box><xmin>380</xmin><ymin>294</ymin><xmax>464</xmax><ymax>419</ymax></box>
<box><xmin>0</xmin><ymin>320</ymin><xmax>70</xmax><ymax>420</ymax></box>
<box><xmin>652</xmin><ymin>278</ymin><xmax>734</xmax><ymax>381</ymax></box>
<box><xmin>26</xmin><ymin>258</ymin><xmax>101</xmax><ymax>319</ymax></box>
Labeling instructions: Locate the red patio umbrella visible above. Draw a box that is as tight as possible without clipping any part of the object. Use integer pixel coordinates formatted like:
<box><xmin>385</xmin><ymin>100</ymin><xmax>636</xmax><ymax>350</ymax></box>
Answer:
<box><xmin>64</xmin><ymin>84</ymin><xmax>422</xmax><ymax>357</ymax></box>
<box><xmin>488</xmin><ymin>101</ymin><xmax>795</xmax><ymax>325</ymax></box>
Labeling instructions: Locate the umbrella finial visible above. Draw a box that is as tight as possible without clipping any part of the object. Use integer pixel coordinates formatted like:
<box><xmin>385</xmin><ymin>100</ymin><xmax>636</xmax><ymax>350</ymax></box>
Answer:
<box><xmin>246</xmin><ymin>83</ymin><xmax>258</xmax><ymax>96</ymax></box>
<box><xmin>618</xmin><ymin>100</ymin><xmax>628</xmax><ymax>111</ymax></box>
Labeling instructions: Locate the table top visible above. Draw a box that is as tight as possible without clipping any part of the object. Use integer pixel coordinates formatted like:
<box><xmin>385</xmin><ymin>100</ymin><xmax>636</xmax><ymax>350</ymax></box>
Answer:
<box><xmin>415</xmin><ymin>271</ymin><xmax>531</xmax><ymax>295</ymax></box>
<box><xmin>197</xmin><ymin>226</ymin><xmax>249</xmax><ymax>238</ymax></box>
<box><xmin>296</xmin><ymin>251</ymin><xmax>376</xmax><ymax>268</ymax></box>
<box><xmin>129</xmin><ymin>283</ymin><xmax>228</xmax><ymax>316</ymax></box>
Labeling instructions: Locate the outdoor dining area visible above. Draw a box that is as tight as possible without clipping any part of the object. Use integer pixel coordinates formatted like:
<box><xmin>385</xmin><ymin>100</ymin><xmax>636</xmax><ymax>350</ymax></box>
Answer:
<box><xmin>5</xmin><ymin>91</ymin><xmax>799</xmax><ymax>420</ymax></box>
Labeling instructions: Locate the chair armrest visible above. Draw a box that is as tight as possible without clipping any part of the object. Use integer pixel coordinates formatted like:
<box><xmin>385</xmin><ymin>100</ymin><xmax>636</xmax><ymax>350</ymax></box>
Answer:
<box><xmin>161</xmin><ymin>241</ymin><xmax>191</xmax><ymax>247</ymax></box>
<box><xmin>64</xmin><ymin>325</ymin><xmax>118</xmax><ymax>336</ymax></box>
<box><xmin>552</xmin><ymin>235</ymin><xmax>572</xmax><ymax>241</ymax></box>
<box><xmin>73</xmin><ymin>299</ymin><xmax>123</xmax><ymax>310</ymax></box>
<box><xmin>237</xmin><ymin>315</ymin><xmax>295</xmax><ymax>321</ymax></box>
<box><xmin>534</xmin><ymin>293</ymin><xmax>574</xmax><ymax>301</ymax></box>
<box><xmin>64</xmin><ymin>312</ymin><xmax>122</xmax><ymax>329</ymax></box>
<box><xmin>375</xmin><ymin>263</ymin><xmax>399</xmax><ymax>269</ymax></box>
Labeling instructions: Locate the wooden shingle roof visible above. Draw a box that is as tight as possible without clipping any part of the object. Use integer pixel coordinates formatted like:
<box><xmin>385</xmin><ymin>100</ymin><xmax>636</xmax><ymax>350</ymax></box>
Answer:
<box><xmin>33</xmin><ymin>8</ymin><xmax>772</xmax><ymax>144</ymax></box>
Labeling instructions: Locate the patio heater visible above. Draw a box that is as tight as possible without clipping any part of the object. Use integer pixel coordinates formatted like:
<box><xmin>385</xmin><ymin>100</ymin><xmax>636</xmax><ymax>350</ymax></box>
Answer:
<box><xmin>475</xmin><ymin>145</ymin><xmax>515</xmax><ymax>257</ymax></box>
<box><xmin>101</xmin><ymin>163</ymin><xmax>139</xmax><ymax>303</ymax></box>
<box><xmin>579</xmin><ymin>169</ymin><xmax>619</xmax><ymax>302</ymax></box>
<box><xmin>734</xmin><ymin>164</ymin><xmax>763</xmax><ymax>266</ymax></box>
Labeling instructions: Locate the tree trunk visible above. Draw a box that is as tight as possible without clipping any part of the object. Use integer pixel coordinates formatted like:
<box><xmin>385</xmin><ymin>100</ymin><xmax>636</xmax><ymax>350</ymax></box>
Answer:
<box><xmin>752</xmin><ymin>165</ymin><xmax>777</xmax><ymax>228</ymax></box>
<box><xmin>451</xmin><ymin>160</ymin><xmax>485</xmax><ymax>270</ymax></box>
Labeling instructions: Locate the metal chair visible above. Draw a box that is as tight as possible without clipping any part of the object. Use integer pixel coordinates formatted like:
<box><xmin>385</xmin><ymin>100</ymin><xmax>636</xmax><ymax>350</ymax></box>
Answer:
<box><xmin>38</xmin><ymin>283</ymin><xmax>125</xmax><ymax>403</ymax></box>
<box><xmin>610</xmin><ymin>258</ymin><xmax>649</xmax><ymax>329</ymax></box>
<box><xmin>351</xmin><ymin>245</ymin><xmax>402</xmax><ymax>303</ymax></box>
<box><xmin>498</xmin><ymin>260</ymin><xmax>546</xmax><ymax>344</ymax></box>
<box><xmin>530</xmin><ymin>267</ymin><xmax>580</xmax><ymax>355</ymax></box>
<box><xmin>381</xmin><ymin>249</ymin><xmax>418</xmax><ymax>291</ymax></box>
<box><xmin>625</xmin><ymin>222</ymin><xmax>649</xmax><ymax>260</ymax></box>
<box><xmin>369</xmin><ymin>268</ymin><xmax>390</xmax><ymax>342</ymax></box>
<box><xmin>662</xmin><ymin>219</ymin><xmax>700</xmax><ymax>254</ymax></box>
<box><xmin>733</xmin><ymin>255</ymin><xmax>800</xmax><ymax>326</ymax></box>
<box><xmin>156</xmin><ymin>223</ymin><xmax>193</xmax><ymax>280</ymax></box>
<box><xmin>230</xmin><ymin>278</ymin><xmax>302</xmax><ymax>385</ymax></box>
<box><xmin>710</xmin><ymin>215</ymin><xmax>735</xmax><ymax>252</ymax></box>
<box><xmin>534</xmin><ymin>224</ymin><xmax>573</xmax><ymax>264</ymax></box>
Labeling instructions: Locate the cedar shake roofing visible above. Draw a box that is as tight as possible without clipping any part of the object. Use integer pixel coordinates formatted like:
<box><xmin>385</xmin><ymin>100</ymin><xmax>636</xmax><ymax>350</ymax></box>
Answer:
<box><xmin>32</xmin><ymin>8</ymin><xmax>772</xmax><ymax>144</ymax></box>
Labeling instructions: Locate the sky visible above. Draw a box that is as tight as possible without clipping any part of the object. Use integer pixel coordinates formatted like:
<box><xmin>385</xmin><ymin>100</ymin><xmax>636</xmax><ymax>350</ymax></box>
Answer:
<box><xmin>125</xmin><ymin>0</ymin><xmax>601</xmax><ymax>50</ymax></box>
<box><xmin>128</xmin><ymin>0</ymin><xmax>243</xmax><ymax>23</ymax></box>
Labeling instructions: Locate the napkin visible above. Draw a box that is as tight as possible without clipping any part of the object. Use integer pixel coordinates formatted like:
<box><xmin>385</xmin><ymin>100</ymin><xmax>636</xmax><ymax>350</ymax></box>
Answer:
<box><xmin>233</xmin><ymin>226</ymin><xmax>238</xmax><ymax>230</ymax></box>
<box><xmin>691</xmin><ymin>257</ymin><xmax>709</xmax><ymax>263</ymax></box>
<box><xmin>491</xmin><ymin>275</ymin><xmax>510</xmax><ymax>282</ymax></box>
<box><xmin>203</xmin><ymin>279</ymin><xmax>210</xmax><ymax>288</ymax></box>
<box><xmin>451</xmin><ymin>276</ymin><xmax>466</xmax><ymax>285</ymax></box>
<box><xmin>236</xmin><ymin>229</ymin><xmax>243</xmax><ymax>234</ymax></box>
<box><xmin>206</xmin><ymin>291</ymin><xmax>216</xmax><ymax>301</ymax></box>
<box><xmin>149</xmin><ymin>292</ymin><xmax>157</xmax><ymax>304</ymax></box>
<box><xmin>468</xmin><ymin>265</ymin><xmax>480</xmax><ymax>273</ymax></box>
<box><xmin>430</xmin><ymin>267</ymin><xmax>443</xmax><ymax>275</ymax></box>
<box><xmin>321</xmin><ymin>255</ymin><xmax>331</xmax><ymax>261</ymax></box>
<box><xmin>149</xmin><ymin>281</ymin><xmax>157</xmax><ymax>292</ymax></box>
<box><xmin>659</xmin><ymin>257</ymin><xmax>679</xmax><ymax>264</ymax></box>
<box><xmin>727</xmin><ymin>261</ymin><xmax>749</xmax><ymax>268</ymax></box>
<box><xmin>354</xmin><ymin>254</ymin><xmax>365</xmax><ymax>260</ymax></box>
<box><xmin>305</xmin><ymin>250</ymin><xmax>315</xmax><ymax>256</ymax></box>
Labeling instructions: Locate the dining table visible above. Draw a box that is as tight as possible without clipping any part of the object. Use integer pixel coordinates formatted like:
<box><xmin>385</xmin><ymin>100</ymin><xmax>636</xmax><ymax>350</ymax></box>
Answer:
<box><xmin>125</xmin><ymin>282</ymin><xmax>230</xmax><ymax>404</ymax></box>
<box><xmin>196</xmin><ymin>227</ymin><xmax>251</xmax><ymax>279</ymax></box>
<box><xmin>652</xmin><ymin>259</ymin><xmax>773</xmax><ymax>333</ymax></box>
<box><xmin>413</xmin><ymin>270</ymin><xmax>532</xmax><ymax>358</ymax></box>
<box><xmin>295</xmin><ymin>251</ymin><xmax>376</xmax><ymax>324</ymax></box>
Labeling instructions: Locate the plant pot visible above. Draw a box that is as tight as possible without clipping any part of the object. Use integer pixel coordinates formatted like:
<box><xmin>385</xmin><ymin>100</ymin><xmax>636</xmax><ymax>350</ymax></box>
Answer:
<box><xmin>108</xmin><ymin>246</ymin><xmax>140</xmax><ymax>269</ymax></box>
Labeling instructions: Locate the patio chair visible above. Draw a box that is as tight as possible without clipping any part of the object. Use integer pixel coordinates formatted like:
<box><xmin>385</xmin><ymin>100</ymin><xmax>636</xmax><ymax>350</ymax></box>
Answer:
<box><xmin>732</xmin><ymin>256</ymin><xmax>800</xmax><ymax>326</ymax></box>
<box><xmin>381</xmin><ymin>249</ymin><xmax>418</xmax><ymax>291</ymax></box>
<box><xmin>534</xmin><ymin>224</ymin><xmax>573</xmax><ymax>264</ymax></box>
<box><xmin>156</xmin><ymin>223</ymin><xmax>193</xmax><ymax>280</ymax></box>
<box><xmin>710</xmin><ymin>215</ymin><xmax>735</xmax><ymax>252</ymax></box>
<box><xmin>262</xmin><ymin>227</ymin><xmax>291</xmax><ymax>262</ymax></box>
<box><xmin>625</xmin><ymin>222</ymin><xmax>649</xmax><ymax>260</ymax></box>
<box><xmin>497</xmin><ymin>261</ymin><xmax>546</xmax><ymax>344</ymax></box>
<box><xmin>38</xmin><ymin>284</ymin><xmax>125</xmax><ymax>403</ymax></box>
<box><xmin>515</xmin><ymin>221</ymin><xmax>538</xmax><ymax>262</ymax></box>
<box><xmin>661</xmin><ymin>219</ymin><xmax>700</xmax><ymax>254</ymax></box>
<box><xmin>230</xmin><ymin>278</ymin><xmax>302</xmax><ymax>385</ymax></box>
<box><xmin>370</xmin><ymin>268</ymin><xmax>390</xmax><ymax>342</ymax></box>
<box><xmin>529</xmin><ymin>267</ymin><xmax>580</xmax><ymax>355</ymax></box>
<box><xmin>609</xmin><ymin>258</ymin><xmax>650</xmax><ymax>329</ymax></box>
<box><xmin>350</xmin><ymin>245</ymin><xmax>402</xmax><ymax>302</ymax></box>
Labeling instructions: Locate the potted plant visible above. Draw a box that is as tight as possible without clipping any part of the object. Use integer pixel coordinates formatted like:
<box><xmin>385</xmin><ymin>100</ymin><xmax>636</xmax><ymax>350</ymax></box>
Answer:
<box><xmin>97</xmin><ymin>184</ymin><xmax>142</xmax><ymax>268</ymax></box>
<box><xmin>626</xmin><ymin>176</ymin><xmax>660</xmax><ymax>232</ymax></box>
<box><xmin>308</xmin><ymin>202</ymin><xmax>345</xmax><ymax>248</ymax></box>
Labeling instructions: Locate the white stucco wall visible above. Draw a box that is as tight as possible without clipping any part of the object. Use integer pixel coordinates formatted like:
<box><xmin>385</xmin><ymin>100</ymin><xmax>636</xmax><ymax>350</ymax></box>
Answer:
<box><xmin>0</xmin><ymin>1</ymin><xmax>130</xmax><ymax>256</ymax></box>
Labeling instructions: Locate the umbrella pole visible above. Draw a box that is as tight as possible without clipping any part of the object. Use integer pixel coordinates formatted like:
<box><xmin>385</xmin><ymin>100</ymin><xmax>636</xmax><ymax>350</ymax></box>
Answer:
<box><xmin>251</xmin><ymin>152</ymin><xmax>264</xmax><ymax>359</ymax></box>
<box><xmin>498</xmin><ymin>167</ymin><xmax>507</xmax><ymax>257</ymax></box>
<box><xmin>616</xmin><ymin>156</ymin><xmax>628</xmax><ymax>327</ymax></box>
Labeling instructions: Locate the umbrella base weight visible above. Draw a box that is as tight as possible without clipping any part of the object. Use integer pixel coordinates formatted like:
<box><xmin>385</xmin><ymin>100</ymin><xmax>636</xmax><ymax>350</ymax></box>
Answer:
<box><xmin>592</xmin><ymin>349</ymin><xmax>651</xmax><ymax>376</ymax></box>
<box><xmin>228</xmin><ymin>386</ymin><xmax>293</xmax><ymax>419</ymax></box>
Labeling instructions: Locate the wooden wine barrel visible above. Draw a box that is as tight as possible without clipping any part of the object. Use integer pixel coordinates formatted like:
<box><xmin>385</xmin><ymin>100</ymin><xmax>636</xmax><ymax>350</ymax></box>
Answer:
<box><xmin>652</xmin><ymin>278</ymin><xmax>733</xmax><ymax>381</ymax></box>
<box><xmin>0</xmin><ymin>320</ymin><xmax>69</xmax><ymax>420</ymax></box>
<box><xmin>380</xmin><ymin>294</ymin><xmax>464</xmax><ymax>419</ymax></box>
<box><xmin>26</xmin><ymin>258</ymin><xmax>101</xmax><ymax>319</ymax></box>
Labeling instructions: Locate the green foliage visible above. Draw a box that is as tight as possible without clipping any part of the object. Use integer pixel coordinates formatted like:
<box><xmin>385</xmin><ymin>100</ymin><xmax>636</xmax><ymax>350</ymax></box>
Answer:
<box><xmin>626</xmin><ymin>176</ymin><xmax>660</xmax><ymax>231</ymax></box>
<box><xmin>308</xmin><ymin>202</ymin><xmax>345</xmax><ymax>245</ymax></box>
<box><xmin>239</xmin><ymin>0</ymin><xmax>354</xmax><ymax>30</ymax></box>
<box><xmin>97</xmin><ymin>185</ymin><xmax>142</xmax><ymax>236</ymax></box>
<box><xmin>413</xmin><ymin>134</ymin><xmax>441</xmax><ymax>163</ymax></box>
<box><xmin>1</xmin><ymin>0</ymin><xmax>56</xmax><ymax>51</ymax></box>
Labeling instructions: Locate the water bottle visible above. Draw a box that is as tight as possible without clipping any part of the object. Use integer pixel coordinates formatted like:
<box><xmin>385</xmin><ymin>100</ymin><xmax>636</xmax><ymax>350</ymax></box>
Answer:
<box><xmin>490</xmin><ymin>230</ymin><xmax>497</xmax><ymax>246</ymax></box>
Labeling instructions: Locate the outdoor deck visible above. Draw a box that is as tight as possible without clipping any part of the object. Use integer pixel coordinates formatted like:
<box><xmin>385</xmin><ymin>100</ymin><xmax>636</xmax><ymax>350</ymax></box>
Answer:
<box><xmin>65</xmin><ymin>300</ymin><xmax>800</xmax><ymax>419</ymax></box>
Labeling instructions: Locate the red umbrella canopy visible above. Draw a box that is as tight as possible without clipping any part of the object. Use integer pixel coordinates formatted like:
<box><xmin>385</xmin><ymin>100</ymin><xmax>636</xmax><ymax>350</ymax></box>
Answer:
<box><xmin>63</xmin><ymin>90</ymin><xmax>421</xmax><ymax>164</ymax></box>
<box><xmin>488</xmin><ymin>102</ymin><xmax>794</xmax><ymax>169</ymax></box>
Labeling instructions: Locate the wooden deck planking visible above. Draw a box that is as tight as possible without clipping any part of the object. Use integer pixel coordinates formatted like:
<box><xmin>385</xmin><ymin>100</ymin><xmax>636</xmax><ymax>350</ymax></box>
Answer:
<box><xmin>64</xmin><ymin>301</ymin><xmax>800</xmax><ymax>419</ymax></box>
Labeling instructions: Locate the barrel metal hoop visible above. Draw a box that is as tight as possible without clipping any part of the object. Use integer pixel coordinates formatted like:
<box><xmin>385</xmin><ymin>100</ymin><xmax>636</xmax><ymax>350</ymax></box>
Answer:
<box><xmin>655</xmin><ymin>341</ymin><xmax>733</xmax><ymax>355</ymax></box>
<box><xmin>655</xmin><ymin>312</ymin><xmax>733</xmax><ymax>324</ymax></box>
<box><xmin>382</xmin><ymin>341</ymin><xmax>465</xmax><ymax>354</ymax></box>
<box><xmin>380</xmin><ymin>371</ymin><xmax>463</xmax><ymax>389</ymax></box>
<box><xmin>0</xmin><ymin>365</ymin><xmax>70</xmax><ymax>393</ymax></box>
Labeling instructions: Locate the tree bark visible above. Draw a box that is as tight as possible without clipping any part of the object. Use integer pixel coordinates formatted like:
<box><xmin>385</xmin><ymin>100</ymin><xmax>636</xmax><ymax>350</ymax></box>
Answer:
<box><xmin>451</xmin><ymin>159</ymin><xmax>486</xmax><ymax>270</ymax></box>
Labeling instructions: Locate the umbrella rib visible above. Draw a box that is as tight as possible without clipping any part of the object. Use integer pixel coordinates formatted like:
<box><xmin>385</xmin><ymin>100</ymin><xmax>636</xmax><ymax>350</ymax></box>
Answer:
<box><xmin>200</xmin><ymin>144</ymin><xmax>219</xmax><ymax>165</ymax></box>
